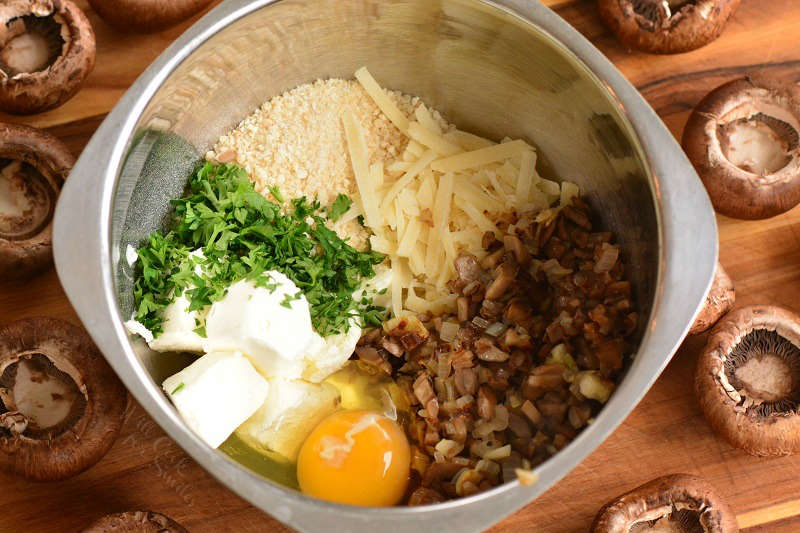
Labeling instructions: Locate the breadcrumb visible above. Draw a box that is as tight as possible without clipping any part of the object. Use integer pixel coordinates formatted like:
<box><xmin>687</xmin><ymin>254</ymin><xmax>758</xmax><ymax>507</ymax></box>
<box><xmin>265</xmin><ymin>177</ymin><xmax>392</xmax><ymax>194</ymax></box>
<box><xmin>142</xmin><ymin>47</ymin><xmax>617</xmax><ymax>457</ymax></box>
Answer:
<box><xmin>207</xmin><ymin>78</ymin><xmax>448</xmax><ymax>250</ymax></box>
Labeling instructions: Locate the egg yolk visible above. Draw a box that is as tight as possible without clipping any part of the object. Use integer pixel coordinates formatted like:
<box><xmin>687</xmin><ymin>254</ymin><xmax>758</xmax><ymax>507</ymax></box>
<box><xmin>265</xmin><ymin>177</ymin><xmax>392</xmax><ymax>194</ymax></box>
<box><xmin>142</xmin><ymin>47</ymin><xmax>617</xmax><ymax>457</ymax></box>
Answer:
<box><xmin>297</xmin><ymin>409</ymin><xmax>410</xmax><ymax>506</ymax></box>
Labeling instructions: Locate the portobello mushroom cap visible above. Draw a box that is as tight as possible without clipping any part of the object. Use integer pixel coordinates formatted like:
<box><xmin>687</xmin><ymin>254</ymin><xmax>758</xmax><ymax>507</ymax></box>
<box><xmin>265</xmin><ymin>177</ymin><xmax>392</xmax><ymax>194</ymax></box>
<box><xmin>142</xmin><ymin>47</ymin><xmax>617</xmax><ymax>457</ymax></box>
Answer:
<box><xmin>682</xmin><ymin>76</ymin><xmax>800</xmax><ymax>219</ymax></box>
<box><xmin>597</xmin><ymin>0</ymin><xmax>741</xmax><ymax>54</ymax></box>
<box><xmin>81</xmin><ymin>510</ymin><xmax>188</xmax><ymax>533</ymax></box>
<box><xmin>591</xmin><ymin>473</ymin><xmax>737</xmax><ymax>532</ymax></box>
<box><xmin>689</xmin><ymin>262</ymin><xmax>735</xmax><ymax>335</ymax></box>
<box><xmin>696</xmin><ymin>305</ymin><xmax>800</xmax><ymax>456</ymax></box>
<box><xmin>87</xmin><ymin>0</ymin><xmax>214</xmax><ymax>33</ymax></box>
<box><xmin>0</xmin><ymin>122</ymin><xmax>73</xmax><ymax>280</ymax></box>
<box><xmin>0</xmin><ymin>0</ymin><xmax>96</xmax><ymax>115</ymax></box>
<box><xmin>0</xmin><ymin>317</ymin><xmax>127</xmax><ymax>481</ymax></box>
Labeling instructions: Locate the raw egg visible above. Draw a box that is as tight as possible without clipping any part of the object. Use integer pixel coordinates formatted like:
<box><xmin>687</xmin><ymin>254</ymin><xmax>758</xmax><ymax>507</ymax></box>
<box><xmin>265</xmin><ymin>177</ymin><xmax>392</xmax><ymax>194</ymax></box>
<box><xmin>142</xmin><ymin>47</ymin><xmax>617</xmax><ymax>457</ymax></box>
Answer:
<box><xmin>297</xmin><ymin>409</ymin><xmax>410</xmax><ymax>506</ymax></box>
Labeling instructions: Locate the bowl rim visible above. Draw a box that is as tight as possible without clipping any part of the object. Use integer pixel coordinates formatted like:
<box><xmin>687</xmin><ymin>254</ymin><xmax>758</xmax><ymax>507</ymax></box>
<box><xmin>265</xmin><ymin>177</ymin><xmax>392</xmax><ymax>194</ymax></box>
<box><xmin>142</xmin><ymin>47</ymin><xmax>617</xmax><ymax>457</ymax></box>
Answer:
<box><xmin>53</xmin><ymin>0</ymin><xmax>718</xmax><ymax>530</ymax></box>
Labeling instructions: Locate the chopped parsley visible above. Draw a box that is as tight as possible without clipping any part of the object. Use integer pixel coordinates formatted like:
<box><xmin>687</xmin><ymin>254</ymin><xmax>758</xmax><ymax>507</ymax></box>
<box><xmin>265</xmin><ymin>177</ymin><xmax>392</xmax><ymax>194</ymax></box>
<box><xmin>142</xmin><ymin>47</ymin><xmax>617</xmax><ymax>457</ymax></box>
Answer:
<box><xmin>171</xmin><ymin>383</ymin><xmax>185</xmax><ymax>394</ymax></box>
<box><xmin>328</xmin><ymin>194</ymin><xmax>352</xmax><ymax>222</ymax></box>
<box><xmin>280</xmin><ymin>291</ymin><xmax>302</xmax><ymax>309</ymax></box>
<box><xmin>267</xmin><ymin>184</ymin><xmax>284</xmax><ymax>203</ymax></box>
<box><xmin>133</xmin><ymin>162</ymin><xmax>386</xmax><ymax>338</ymax></box>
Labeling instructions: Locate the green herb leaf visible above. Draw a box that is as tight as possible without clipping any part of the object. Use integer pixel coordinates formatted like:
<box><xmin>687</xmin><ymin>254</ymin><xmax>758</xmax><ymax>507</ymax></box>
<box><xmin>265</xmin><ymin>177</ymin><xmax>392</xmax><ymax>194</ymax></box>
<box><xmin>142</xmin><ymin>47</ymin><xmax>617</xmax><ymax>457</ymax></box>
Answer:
<box><xmin>268</xmin><ymin>185</ymin><xmax>284</xmax><ymax>203</ymax></box>
<box><xmin>132</xmin><ymin>163</ymin><xmax>385</xmax><ymax>338</ymax></box>
<box><xmin>328</xmin><ymin>194</ymin><xmax>352</xmax><ymax>222</ymax></box>
<box><xmin>171</xmin><ymin>383</ymin><xmax>185</xmax><ymax>394</ymax></box>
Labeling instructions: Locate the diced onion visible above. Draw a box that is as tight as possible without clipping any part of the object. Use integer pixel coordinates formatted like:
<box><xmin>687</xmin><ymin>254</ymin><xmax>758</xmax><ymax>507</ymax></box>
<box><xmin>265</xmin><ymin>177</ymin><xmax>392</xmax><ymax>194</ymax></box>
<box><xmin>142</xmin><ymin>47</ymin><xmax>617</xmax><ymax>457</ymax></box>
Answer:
<box><xmin>440</xmin><ymin>321</ymin><xmax>459</xmax><ymax>343</ymax></box>
<box><xmin>456</xmin><ymin>394</ymin><xmax>474</xmax><ymax>409</ymax></box>
<box><xmin>485</xmin><ymin>322</ymin><xmax>507</xmax><ymax>337</ymax></box>
<box><xmin>594</xmin><ymin>243</ymin><xmax>619</xmax><ymax>273</ymax></box>
<box><xmin>484</xmin><ymin>444</ymin><xmax>512</xmax><ymax>460</ymax></box>
<box><xmin>472</xmin><ymin>316</ymin><xmax>490</xmax><ymax>329</ymax></box>
<box><xmin>515</xmin><ymin>468</ymin><xmax>539</xmax><ymax>487</ymax></box>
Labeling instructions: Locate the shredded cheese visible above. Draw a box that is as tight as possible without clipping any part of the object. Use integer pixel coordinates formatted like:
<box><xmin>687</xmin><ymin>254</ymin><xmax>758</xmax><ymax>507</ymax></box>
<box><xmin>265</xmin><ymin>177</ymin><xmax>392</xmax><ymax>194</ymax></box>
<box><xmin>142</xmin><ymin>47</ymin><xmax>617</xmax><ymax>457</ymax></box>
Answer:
<box><xmin>342</xmin><ymin>111</ymin><xmax>381</xmax><ymax>230</ymax></box>
<box><xmin>408</xmin><ymin>121</ymin><xmax>461</xmax><ymax>156</ymax></box>
<box><xmin>347</xmin><ymin>67</ymin><xmax>579</xmax><ymax>315</ymax></box>
<box><xmin>430</xmin><ymin>140</ymin><xmax>532</xmax><ymax>173</ymax></box>
<box><xmin>354</xmin><ymin>67</ymin><xmax>410</xmax><ymax>134</ymax></box>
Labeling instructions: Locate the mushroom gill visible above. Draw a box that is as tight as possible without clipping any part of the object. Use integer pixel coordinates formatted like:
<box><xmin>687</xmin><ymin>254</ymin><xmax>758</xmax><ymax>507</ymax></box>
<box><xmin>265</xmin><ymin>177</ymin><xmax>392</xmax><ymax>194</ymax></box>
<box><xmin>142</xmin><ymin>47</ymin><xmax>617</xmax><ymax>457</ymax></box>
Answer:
<box><xmin>696</xmin><ymin>305</ymin><xmax>800</xmax><ymax>456</ymax></box>
<box><xmin>0</xmin><ymin>123</ymin><xmax>72</xmax><ymax>280</ymax></box>
<box><xmin>598</xmin><ymin>0</ymin><xmax>741</xmax><ymax>54</ymax></box>
<box><xmin>0</xmin><ymin>317</ymin><xmax>128</xmax><ymax>481</ymax></box>
<box><xmin>591</xmin><ymin>474</ymin><xmax>737</xmax><ymax>532</ymax></box>
<box><xmin>0</xmin><ymin>0</ymin><xmax>96</xmax><ymax>114</ymax></box>
<box><xmin>682</xmin><ymin>76</ymin><xmax>800</xmax><ymax>220</ymax></box>
<box><xmin>81</xmin><ymin>510</ymin><xmax>188</xmax><ymax>533</ymax></box>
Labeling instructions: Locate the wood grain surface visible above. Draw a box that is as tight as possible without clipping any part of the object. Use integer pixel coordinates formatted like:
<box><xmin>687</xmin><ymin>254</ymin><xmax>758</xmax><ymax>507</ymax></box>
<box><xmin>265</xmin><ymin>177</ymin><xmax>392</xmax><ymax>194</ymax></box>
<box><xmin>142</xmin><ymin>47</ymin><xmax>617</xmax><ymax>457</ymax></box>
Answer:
<box><xmin>2</xmin><ymin>0</ymin><xmax>800</xmax><ymax>531</ymax></box>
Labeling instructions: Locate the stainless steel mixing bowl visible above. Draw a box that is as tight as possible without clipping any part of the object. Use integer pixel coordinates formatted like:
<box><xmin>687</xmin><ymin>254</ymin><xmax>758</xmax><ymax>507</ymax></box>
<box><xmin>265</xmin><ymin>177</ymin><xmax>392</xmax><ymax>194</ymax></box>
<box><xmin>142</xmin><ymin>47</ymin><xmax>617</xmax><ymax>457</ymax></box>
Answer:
<box><xmin>52</xmin><ymin>0</ymin><xmax>717</xmax><ymax>530</ymax></box>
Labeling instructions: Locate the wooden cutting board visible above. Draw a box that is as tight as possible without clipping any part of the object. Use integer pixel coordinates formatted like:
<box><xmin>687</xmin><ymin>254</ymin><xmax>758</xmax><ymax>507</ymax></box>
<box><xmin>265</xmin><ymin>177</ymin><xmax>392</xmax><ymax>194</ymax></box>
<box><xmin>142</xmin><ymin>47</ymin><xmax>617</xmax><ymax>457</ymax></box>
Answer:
<box><xmin>2</xmin><ymin>1</ymin><xmax>800</xmax><ymax>531</ymax></box>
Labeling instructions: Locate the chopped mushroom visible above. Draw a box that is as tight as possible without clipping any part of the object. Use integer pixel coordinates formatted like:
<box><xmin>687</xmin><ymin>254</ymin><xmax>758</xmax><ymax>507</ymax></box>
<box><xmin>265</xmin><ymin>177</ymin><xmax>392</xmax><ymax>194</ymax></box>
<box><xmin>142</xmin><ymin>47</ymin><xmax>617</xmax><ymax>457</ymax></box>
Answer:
<box><xmin>0</xmin><ymin>123</ymin><xmax>73</xmax><ymax>280</ymax></box>
<box><xmin>689</xmin><ymin>262</ymin><xmax>735</xmax><ymax>335</ymax></box>
<box><xmin>591</xmin><ymin>474</ymin><xmax>737</xmax><ymax>532</ymax></box>
<box><xmin>87</xmin><ymin>0</ymin><xmax>214</xmax><ymax>33</ymax></box>
<box><xmin>0</xmin><ymin>0</ymin><xmax>96</xmax><ymax>114</ymax></box>
<box><xmin>0</xmin><ymin>317</ymin><xmax>128</xmax><ymax>481</ymax></box>
<box><xmin>682</xmin><ymin>76</ymin><xmax>800</xmax><ymax>219</ymax></box>
<box><xmin>360</xmin><ymin>199</ymin><xmax>637</xmax><ymax>502</ymax></box>
<box><xmin>696</xmin><ymin>305</ymin><xmax>800</xmax><ymax>456</ymax></box>
<box><xmin>598</xmin><ymin>0</ymin><xmax>742</xmax><ymax>54</ymax></box>
<box><xmin>81</xmin><ymin>510</ymin><xmax>187</xmax><ymax>533</ymax></box>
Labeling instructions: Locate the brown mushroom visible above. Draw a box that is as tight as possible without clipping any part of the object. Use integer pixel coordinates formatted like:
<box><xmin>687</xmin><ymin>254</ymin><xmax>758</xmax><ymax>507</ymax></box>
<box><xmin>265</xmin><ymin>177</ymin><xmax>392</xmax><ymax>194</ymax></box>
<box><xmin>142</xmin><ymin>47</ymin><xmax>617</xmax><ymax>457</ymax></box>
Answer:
<box><xmin>81</xmin><ymin>511</ymin><xmax>187</xmax><ymax>532</ymax></box>
<box><xmin>598</xmin><ymin>0</ymin><xmax>742</xmax><ymax>54</ymax></box>
<box><xmin>0</xmin><ymin>317</ymin><xmax>128</xmax><ymax>481</ymax></box>
<box><xmin>0</xmin><ymin>0</ymin><xmax>96</xmax><ymax>114</ymax></box>
<box><xmin>591</xmin><ymin>474</ymin><xmax>738</xmax><ymax>532</ymax></box>
<box><xmin>689</xmin><ymin>262</ymin><xmax>735</xmax><ymax>335</ymax></box>
<box><xmin>696</xmin><ymin>305</ymin><xmax>800</xmax><ymax>456</ymax></box>
<box><xmin>87</xmin><ymin>0</ymin><xmax>215</xmax><ymax>34</ymax></box>
<box><xmin>0</xmin><ymin>123</ymin><xmax>72</xmax><ymax>280</ymax></box>
<box><xmin>682</xmin><ymin>76</ymin><xmax>800</xmax><ymax>219</ymax></box>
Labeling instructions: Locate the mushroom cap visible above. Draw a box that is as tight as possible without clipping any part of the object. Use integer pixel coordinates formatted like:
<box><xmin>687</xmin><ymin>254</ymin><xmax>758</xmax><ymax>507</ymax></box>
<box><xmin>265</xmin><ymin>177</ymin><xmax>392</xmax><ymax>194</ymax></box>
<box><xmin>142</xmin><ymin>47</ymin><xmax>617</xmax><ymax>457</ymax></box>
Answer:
<box><xmin>0</xmin><ymin>122</ymin><xmax>73</xmax><ymax>280</ymax></box>
<box><xmin>0</xmin><ymin>0</ymin><xmax>96</xmax><ymax>115</ymax></box>
<box><xmin>695</xmin><ymin>305</ymin><xmax>800</xmax><ymax>456</ymax></box>
<box><xmin>682</xmin><ymin>76</ymin><xmax>800</xmax><ymax>219</ymax></box>
<box><xmin>597</xmin><ymin>0</ymin><xmax>742</xmax><ymax>54</ymax></box>
<box><xmin>87</xmin><ymin>0</ymin><xmax>214</xmax><ymax>33</ymax></box>
<box><xmin>689</xmin><ymin>262</ymin><xmax>735</xmax><ymax>335</ymax></box>
<box><xmin>591</xmin><ymin>473</ymin><xmax>738</xmax><ymax>532</ymax></box>
<box><xmin>0</xmin><ymin>317</ymin><xmax>128</xmax><ymax>481</ymax></box>
<box><xmin>81</xmin><ymin>511</ymin><xmax>188</xmax><ymax>533</ymax></box>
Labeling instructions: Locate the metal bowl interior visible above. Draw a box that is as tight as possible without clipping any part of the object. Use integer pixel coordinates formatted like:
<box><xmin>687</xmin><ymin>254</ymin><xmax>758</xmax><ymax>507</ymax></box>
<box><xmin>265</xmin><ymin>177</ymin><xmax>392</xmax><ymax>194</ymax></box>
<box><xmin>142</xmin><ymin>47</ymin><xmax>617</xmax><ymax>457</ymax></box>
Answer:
<box><xmin>52</xmin><ymin>0</ymin><xmax>718</xmax><ymax>531</ymax></box>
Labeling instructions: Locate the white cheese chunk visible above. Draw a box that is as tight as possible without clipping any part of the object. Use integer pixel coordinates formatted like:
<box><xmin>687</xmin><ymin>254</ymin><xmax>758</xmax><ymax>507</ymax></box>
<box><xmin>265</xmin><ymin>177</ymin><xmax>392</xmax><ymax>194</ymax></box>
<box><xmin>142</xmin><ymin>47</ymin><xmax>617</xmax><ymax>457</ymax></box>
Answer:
<box><xmin>148</xmin><ymin>293</ymin><xmax>207</xmax><ymax>353</ymax></box>
<box><xmin>203</xmin><ymin>273</ymin><xmax>313</xmax><ymax>379</ymax></box>
<box><xmin>124</xmin><ymin>318</ymin><xmax>153</xmax><ymax>344</ymax></box>
<box><xmin>143</xmin><ymin>249</ymin><xmax>208</xmax><ymax>353</ymax></box>
<box><xmin>297</xmin><ymin>265</ymin><xmax>395</xmax><ymax>383</ymax></box>
<box><xmin>302</xmin><ymin>324</ymin><xmax>362</xmax><ymax>384</ymax></box>
<box><xmin>235</xmin><ymin>378</ymin><xmax>340</xmax><ymax>461</ymax></box>
<box><xmin>353</xmin><ymin>264</ymin><xmax>393</xmax><ymax>310</ymax></box>
<box><xmin>163</xmin><ymin>351</ymin><xmax>270</xmax><ymax>449</ymax></box>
